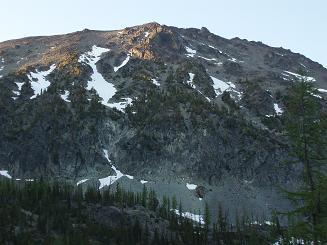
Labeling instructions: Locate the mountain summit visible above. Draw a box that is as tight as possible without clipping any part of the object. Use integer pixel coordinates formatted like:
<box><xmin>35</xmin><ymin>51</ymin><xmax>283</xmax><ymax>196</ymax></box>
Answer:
<box><xmin>0</xmin><ymin>23</ymin><xmax>326</xmax><ymax>221</ymax></box>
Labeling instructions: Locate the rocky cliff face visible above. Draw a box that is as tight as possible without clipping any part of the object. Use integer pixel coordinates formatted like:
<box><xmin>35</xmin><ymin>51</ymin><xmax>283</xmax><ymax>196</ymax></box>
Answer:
<box><xmin>0</xmin><ymin>22</ymin><xmax>326</xmax><ymax>220</ymax></box>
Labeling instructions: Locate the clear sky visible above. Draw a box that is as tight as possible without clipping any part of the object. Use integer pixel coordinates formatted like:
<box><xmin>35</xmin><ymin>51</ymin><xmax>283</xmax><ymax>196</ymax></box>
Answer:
<box><xmin>1</xmin><ymin>0</ymin><xmax>326</xmax><ymax>67</ymax></box>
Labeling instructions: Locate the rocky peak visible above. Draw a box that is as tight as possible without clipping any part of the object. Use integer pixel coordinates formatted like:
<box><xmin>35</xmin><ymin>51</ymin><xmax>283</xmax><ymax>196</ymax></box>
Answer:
<box><xmin>0</xmin><ymin>22</ymin><xmax>326</xmax><ymax>226</ymax></box>
<box><xmin>126</xmin><ymin>23</ymin><xmax>183</xmax><ymax>61</ymax></box>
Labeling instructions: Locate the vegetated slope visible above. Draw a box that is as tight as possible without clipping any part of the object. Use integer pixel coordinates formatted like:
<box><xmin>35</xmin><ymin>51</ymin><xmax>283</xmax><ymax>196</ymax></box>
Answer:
<box><xmin>0</xmin><ymin>179</ymin><xmax>276</xmax><ymax>244</ymax></box>
<box><xmin>0</xmin><ymin>22</ymin><xmax>326</xmax><ymax>221</ymax></box>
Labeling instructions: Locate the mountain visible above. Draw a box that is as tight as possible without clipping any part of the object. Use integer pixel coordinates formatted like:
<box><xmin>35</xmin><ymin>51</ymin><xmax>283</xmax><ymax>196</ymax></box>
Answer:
<box><xmin>0</xmin><ymin>22</ymin><xmax>326</xmax><ymax>222</ymax></box>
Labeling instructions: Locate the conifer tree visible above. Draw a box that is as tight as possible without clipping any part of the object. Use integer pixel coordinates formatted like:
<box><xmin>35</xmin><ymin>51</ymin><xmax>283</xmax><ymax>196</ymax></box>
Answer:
<box><xmin>204</xmin><ymin>202</ymin><xmax>211</xmax><ymax>232</ymax></box>
<box><xmin>19</xmin><ymin>80</ymin><xmax>34</xmax><ymax>100</ymax></box>
<box><xmin>283</xmin><ymin>75</ymin><xmax>327</xmax><ymax>244</ymax></box>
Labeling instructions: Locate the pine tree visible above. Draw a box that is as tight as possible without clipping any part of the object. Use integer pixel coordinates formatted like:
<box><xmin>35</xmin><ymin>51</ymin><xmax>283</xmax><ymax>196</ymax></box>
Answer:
<box><xmin>19</xmin><ymin>80</ymin><xmax>34</xmax><ymax>100</ymax></box>
<box><xmin>217</xmin><ymin>204</ymin><xmax>227</xmax><ymax>233</ymax></box>
<box><xmin>89</xmin><ymin>88</ymin><xmax>104</xmax><ymax>117</ymax></box>
<box><xmin>204</xmin><ymin>202</ymin><xmax>211</xmax><ymax>232</ymax></box>
<box><xmin>283</xmin><ymin>74</ymin><xmax>327</xmax><ymax>244</ymax></box>
<box><xmin>141</xmin><ymin>185</ymin><xmax>148</xmax><ymax>207</ymax></box>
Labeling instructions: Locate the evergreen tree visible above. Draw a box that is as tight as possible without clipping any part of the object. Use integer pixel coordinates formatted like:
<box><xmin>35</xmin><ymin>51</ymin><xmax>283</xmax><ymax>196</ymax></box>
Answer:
<box><xmin>217</xmin><ymin>204</ymin><xmax>227</xmax><ymax>233</ymax></box>
<box><xmin>141</xmin><ymin>185</ymin><xmax>148</xmax><ymax>208</ymax></box>
<box><xmin>204</xmin><ymin>202</ymin><xmax>211</xmax><ymax>232</ymax></box>
<box><xmin>89</xmin><ymin>88</ymin><xmax>104</xmax><ymax>116</ymax></box>
<box><xmin>18</xmin><ymin>80</ymin><xmax>34</xmax><ymax>100</ymax></box>
<box><xmin>283</xmin><ymin>75</ymin><xmax>327</xmax><ymax>244</ymax></box>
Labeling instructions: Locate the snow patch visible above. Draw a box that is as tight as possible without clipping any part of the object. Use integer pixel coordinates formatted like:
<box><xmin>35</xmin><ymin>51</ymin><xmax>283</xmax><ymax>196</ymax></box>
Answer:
<box><xmin>140</xmin><ymin>180</ymin><xmax>148</xmax><ymax>184</ymax></box>
<box><xmin>144</xmin><ymin>32</ymin><xmax>150</xmax><ymax>38</ymax></box>
<box><xmin>79</xmin><ymin>46</ymin><xmax>117</xmax><ymax>107</ymax></box>
<box><xmin>198</xmin><ymin>42</ymin><xmax>223</xmax><ymax>54</ymax></box>
<box><xmin>186</xmin><ymin>73</ymin><xmax>196</xmax><ymax>88</ymax></box>
<box><xmin>28</xmin><ymin>64</ymin><xmax>56</xmax><ymax>99</ymax></box>
<box><xmin>211</xmin><ymin>76</ymin><xmax>230</xmax><ymax>96</ymax></box>
<box><xmin>274</xmin><ymin>103</ymin><xmax>283</xmax><ymax>115</ymax></box>
<box><xmin>0</xmin><ymin>170</ymin><xmax>12</xmax><ymax>179</ymax></box>
<box><xmin>197</xmin><ymin>55</ymin><xmax>224</xmax><ymax>65</ymax></box>
<box><xmin>186</xmin><ymin>183</ymin><xmax>197</xmax><ymax>190</ymax></box>
<box><xmin>318</xmin><ymin>88</ymin><xmax>327</xmax><ymax>93</ymax></box>
<box><xmin>16</xmin><ymin>82</ymin><xmax>24</xmax><ymax>91</ymax></box>
<box><xmin>151</xmin><ymin>78</ymin><xmax>160</xmax><ymax>86</ymax></box>
<box><xmin>12</xmin><ymin>82</ymin><xmax>24</xmax><ymax>98</ymax></box>
<box><xmin>312</xmin><ymin>93</ymin><xmax>322</xmax><ymax>99</ymax></box>
<box><xmin>228</xmin><ymin>57</ymin><xmax>243</xmax><ymax>63</ymax></box>
<box><xmin>208</xmin><ymin>45</ymin><xmax>223</xmax><ymax>54</ymax></box>
<box><xmin>76</xmin><ymin>179</ymin><xmax>89</xmax><ymax>186</ymax></box>
<box><xmin>108</xmin><ymin>98</ymin><xmax>133</xmax><ymax>112</ymax></box>
<box><xmin>114</xmin><ymin>55</ymin><xmax>130</xmax><ymax>72</ymax></box>
<box><xmin>99</xmin><ymin>149</ymin><xmax>134</xmax><ymax>189</ymax></box>
<box><xmin>250</xmin><ymin>220</ymin><xmax>274</xmax><ymax>226</ymax></box>
<box><xmin>172</xmin><ymin>209</ymin><xmax>205</xmax><ymax>225</ymax></box>
<box><xmin>79</xmin><ymin>46</ymin><xmax>133</xmax><ymax>111</ymax></box>
<box><xmin>244</xmin><ymin>178</ymin><xmax>254</xmax><ymax>184</ymax></box>
<box><xmin>125</xmin><ymin>174</ymin><xmax>134</xmax><ymax>180</ymax></box>
<box><xmin>197</xmin><ymin>56</ymin><xmax>217</xmax><ymax>62</ymax></box>
<box><xmin>185</xmin><ymin>46</ymin><xmax>196</xmax><ymax>58</ymax></box>
<box><xmin>186</xmin><ymin>73</ymin><xmax>210</xmax><ymax>102</ymax></box>
<box><xmin>210</xmin><ymin>76</ymin><xmax>242</xmax><ymax>100</ymax></box>
<box><xmin>0</xmin><ymin>57</ymin><xmax>4</xmax><ymax>77</ymax></box>
<box><xmin>273</xmin><ymin>237</ymin><xmax>310</xmax><ymax>245</ymax></box>
<box><xmin>60</xmin><ymin>90</ymin><xmax>70</xmax><ymax>102</ymax></box>
<box><xmin>283</xmin><ymin>71</ymin><xmax>316</xmax><ymax>82</ymax></box>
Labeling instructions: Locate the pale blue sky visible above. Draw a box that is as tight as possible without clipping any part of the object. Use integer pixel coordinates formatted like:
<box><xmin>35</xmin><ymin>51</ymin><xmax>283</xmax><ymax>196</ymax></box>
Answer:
<box><xmin>1</xmin><ymin>0</ymin><xmax>326</xmax><ymax>67</ymax></box>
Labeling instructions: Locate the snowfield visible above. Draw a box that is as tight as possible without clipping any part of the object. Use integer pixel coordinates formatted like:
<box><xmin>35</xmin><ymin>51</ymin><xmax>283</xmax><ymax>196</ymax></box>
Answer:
<box><xmin>211</xmin><ymin>76</ymin><xmax>229</xmax><ymax>96</ymax></box>
<box><xmin>28</xmin><ymin>64</ymin><xmax>56</xmax><ymax>99</ymax></box>
<box><xmin>99</xmin><ymin>149</ymin><xmax>134</xmax><ymax>189</ymax></box>
<box><xmin>211</xmin><ymin>76</ymin><xmax>236</xmax><ymax>96</ymax></box>
<box><xmin>79</xmin><ymin>46</ymin><xmax>132</xmax><ymax>111</ymax></box>
<box><xmin>79</xmin><ymin>46</ymin><xmax>115</xmax><ymax>107</ymax></box>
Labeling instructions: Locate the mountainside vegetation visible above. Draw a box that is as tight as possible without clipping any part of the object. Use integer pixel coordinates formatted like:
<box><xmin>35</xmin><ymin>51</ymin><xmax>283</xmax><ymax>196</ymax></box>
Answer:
<box><xmin>0</xmin><ymin>178</ymin><xmax>281</xmax><ymax>244</ymax></box>
<box><xmin>0</xmin><ymin>23</ymin><xmax>326</xmax><ymax>244</ymax></box>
